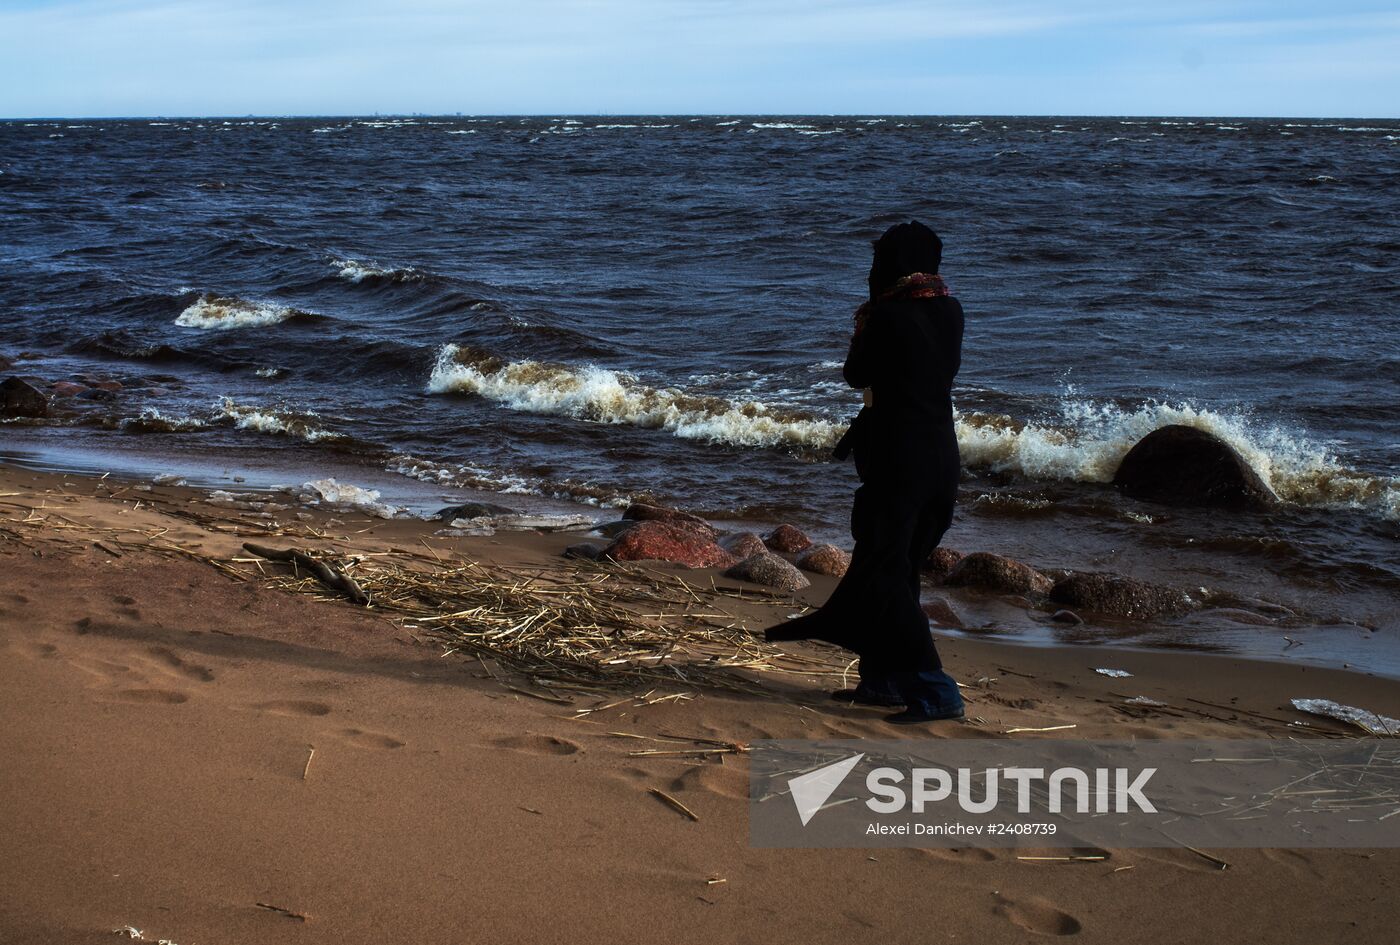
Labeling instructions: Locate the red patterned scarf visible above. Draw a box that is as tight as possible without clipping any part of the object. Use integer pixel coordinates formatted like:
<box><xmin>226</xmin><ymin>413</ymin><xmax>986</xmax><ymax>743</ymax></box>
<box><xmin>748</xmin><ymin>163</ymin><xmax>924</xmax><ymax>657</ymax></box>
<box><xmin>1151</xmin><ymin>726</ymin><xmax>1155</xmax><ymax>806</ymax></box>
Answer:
<box><xmin>853</xmin><ymin>272</ymin><xmax>950</xmax><ymax>335</ymax></box>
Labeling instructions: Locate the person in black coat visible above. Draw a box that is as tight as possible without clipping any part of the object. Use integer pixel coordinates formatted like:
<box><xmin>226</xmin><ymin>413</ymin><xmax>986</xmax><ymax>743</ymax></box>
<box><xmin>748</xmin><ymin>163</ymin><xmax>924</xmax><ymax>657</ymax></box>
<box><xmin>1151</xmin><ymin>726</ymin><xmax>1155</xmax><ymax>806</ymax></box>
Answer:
<box><xmin>766</xmin><ymin>221</ymin><xmax>964</xmax><ymax>724</ymax></box>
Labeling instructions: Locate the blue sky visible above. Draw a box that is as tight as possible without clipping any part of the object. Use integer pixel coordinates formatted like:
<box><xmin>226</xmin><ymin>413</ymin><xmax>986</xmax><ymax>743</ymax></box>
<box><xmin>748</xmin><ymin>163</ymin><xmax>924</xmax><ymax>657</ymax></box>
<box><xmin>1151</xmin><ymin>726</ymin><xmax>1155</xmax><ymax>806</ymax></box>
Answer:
<box><xmin>2</xmin><ymin>0</ymin><xmax>1398</xmax><ymax>117</ymax></box>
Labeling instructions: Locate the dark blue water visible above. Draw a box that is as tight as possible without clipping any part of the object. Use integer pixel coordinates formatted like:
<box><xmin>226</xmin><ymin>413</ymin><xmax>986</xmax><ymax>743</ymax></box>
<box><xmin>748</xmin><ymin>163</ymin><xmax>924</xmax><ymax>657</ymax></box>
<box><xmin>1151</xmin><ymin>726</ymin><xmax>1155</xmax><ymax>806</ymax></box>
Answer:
<box><xmin>2</xmin><ymin>115</ymin><xmax>1397</xmax><ymax>654</ymax></box>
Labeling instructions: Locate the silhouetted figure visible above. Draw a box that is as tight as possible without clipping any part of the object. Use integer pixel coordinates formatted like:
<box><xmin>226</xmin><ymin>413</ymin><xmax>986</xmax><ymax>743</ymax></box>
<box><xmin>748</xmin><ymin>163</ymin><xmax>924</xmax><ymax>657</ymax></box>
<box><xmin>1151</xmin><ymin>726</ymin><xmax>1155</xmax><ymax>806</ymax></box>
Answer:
<box><xmin>767</xmin><ymin>221</ymin><xmax>964</xmax><ymax>724</ymax></box>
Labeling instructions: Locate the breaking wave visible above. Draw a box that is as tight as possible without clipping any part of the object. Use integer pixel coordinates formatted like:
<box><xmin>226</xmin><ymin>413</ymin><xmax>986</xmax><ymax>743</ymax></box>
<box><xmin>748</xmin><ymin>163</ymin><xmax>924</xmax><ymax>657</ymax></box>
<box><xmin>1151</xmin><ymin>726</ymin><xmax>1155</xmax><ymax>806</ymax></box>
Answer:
<box><xmin>426</xmin><ymin>344</ymin><xmax>842</xmax><ymax>449</ymax></box>
<box><xmin>217</xmin><ymin>399</ymin><xmax>346</xmax><ymax>443</ymax></box>
<box><xmin>427</xmin><ymin>344</ymin><xmax>1396</xmax><ymax>519</ymax></box>
<box><xmin>956</xmin><ymin>400</ymin><xmax>1399</xmax><ymax>520</ymax></box>
<box><xmin>120</xmin><ymin>409</ymin><xmax>208</xmax><ymax>433</ymax></box>
<box><xmin>331</xmin><ymin>258</ymin><xmax>422</xmax><ymax>284</ymax></box>
<box><xmin>175</xmin><ymin>294</ymin><xmax>308</xmax><ymax>330</ymax></box>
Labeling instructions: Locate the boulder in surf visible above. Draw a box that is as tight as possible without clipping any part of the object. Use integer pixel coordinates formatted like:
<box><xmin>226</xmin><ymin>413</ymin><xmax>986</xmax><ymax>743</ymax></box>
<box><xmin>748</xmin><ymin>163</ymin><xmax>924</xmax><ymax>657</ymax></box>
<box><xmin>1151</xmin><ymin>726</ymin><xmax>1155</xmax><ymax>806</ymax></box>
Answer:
<box><xmin>1049</xmin><ymin>572</ymin><xmax>1195</xmax><ymax>619</ymax></box>
<box><xmin>435</xmin><ymin>501</ymin><xmax>518</xmax><ymax>522</ymax></box>
<box><xmin>1</xmin><ymin>377</ymin><xmax>48</xmax><ymax>418</ymax></box>
<box><xmin>592</xmin><ymin>519</ymin><xmax>640</xmax><ymax>539</ymax></box>
<box><xmin>601</xmin><ymin>520</ymin><xmax>736</xmax><ymax>569</ymax></box>
<box><xmin>922</xmin><ymin>597</ymin><xmax>963</xmax><ymax>628</ymax></box>
<box><xmin>763</xmin><ymin>523</ymin><xmax>812</xmax><ymax>554</ymax></box>
<box><xmin>1112</xmin><ymin>424</ymin><xmax>1277</xmax><ymax>509</ymax></box>
<box><xmin>921</xmin><ymin>547</ymin><xmax>965</xmax><ymax>581</ymax></box>
<box><xmin>723</xmin><ymin>552</ymin><xmax>810</xmax><ymax>592</ymax></box>
<box><xmin>719</xmin><ymin>531</ymin><xmax>768</xmax><ymax>559</ymax></box>
<box><xmin>622</xmin><ymin>502</ymin><xmax>718</xmax><ymax>540</ymax></box>
<box><xmin>795</xmin><ymin>542</ymin><xmax>850</xmax><ymax>577</ymax></box>
<box><xmin>944</xmin><ymin>552</ymin><xmax>1053</xmax><ymax>596</ymax></box>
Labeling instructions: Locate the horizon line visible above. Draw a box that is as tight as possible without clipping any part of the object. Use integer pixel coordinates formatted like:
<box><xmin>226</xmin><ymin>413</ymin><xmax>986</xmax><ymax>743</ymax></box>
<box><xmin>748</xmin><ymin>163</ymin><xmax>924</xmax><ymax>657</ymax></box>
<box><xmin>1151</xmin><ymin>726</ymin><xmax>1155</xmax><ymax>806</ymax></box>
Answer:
<box><xmin>4</xmin><ymin>112</ymin><xmax>1397</xmax><ymax>122</ymax></box>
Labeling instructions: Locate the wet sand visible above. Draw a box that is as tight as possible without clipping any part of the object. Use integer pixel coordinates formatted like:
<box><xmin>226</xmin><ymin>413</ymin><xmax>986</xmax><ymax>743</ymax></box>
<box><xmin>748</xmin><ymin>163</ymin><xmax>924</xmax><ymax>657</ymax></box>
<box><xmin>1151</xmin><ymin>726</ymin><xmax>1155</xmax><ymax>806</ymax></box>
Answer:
<box><xmin>3</xmin><ymin>463</ymin><xmax>1399</xmax><ymax>944</ymax></box>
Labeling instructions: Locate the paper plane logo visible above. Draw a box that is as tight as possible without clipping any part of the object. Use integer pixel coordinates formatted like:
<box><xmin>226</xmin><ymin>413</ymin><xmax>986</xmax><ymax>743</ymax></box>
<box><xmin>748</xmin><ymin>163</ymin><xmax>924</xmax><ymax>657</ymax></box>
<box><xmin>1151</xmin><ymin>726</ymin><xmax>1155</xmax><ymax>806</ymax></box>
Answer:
<box><xmin>788</xmin><ymin>753</ymin><xmax>865</xmax><ymax>826</ymax></box>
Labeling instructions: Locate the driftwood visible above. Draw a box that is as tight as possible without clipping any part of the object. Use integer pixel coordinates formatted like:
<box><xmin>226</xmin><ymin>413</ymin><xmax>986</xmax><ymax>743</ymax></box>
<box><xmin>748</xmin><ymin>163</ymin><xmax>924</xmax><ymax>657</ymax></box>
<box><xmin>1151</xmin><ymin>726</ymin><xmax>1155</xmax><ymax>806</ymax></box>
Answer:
<box><xmin>242</xmin><ymin>543</ymin><xmax>370</xmax><ymax>606</ymax></box>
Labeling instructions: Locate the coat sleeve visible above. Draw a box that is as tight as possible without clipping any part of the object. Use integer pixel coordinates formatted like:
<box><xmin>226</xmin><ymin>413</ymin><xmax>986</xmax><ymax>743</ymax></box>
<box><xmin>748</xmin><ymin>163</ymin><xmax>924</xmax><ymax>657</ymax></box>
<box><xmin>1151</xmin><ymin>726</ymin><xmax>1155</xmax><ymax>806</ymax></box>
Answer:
<box><xmin>842</xmin><ymin>309</ymin><xmax>885</xmax><ymax>389</ymax></box>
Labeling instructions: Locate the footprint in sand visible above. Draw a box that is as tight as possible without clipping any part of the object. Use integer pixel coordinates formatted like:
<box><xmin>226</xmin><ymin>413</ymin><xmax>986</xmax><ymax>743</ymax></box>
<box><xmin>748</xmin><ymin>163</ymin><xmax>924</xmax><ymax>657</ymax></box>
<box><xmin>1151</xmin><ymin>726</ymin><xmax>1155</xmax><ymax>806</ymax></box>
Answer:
<box><xmin>116</xmin><ymin>688</ymin><xmax>190</xmax><ymax>705</ymax></box>
<box><xmin>71</xmin><ymin>656</ymin><xmax>134</xmax><ymax>679</ymax></box>
<box><xmin>339</xmin><ymin>728</ymin><xmax>405</xmax><ymax>749</ymax></box>
<box><xmin>255</xmin><ymin>700</ymin><xmax>333</xmax><ymax>717</ymax></box>
<box><xmin>18</xmin><ymin>641</ymin><xmax>60</xmax><ymax>659</ymax></box>
<box><xmin>668</xmin><ymin>763</ymin><xmax>748</xmax><ymax>800</ymax></box>
<box><xmin>146</xmin><ymin>645</ymin><xmax>215</xmax><ymax>682</ymax></box>
<box><xmin>993</xmin><ymin>894</ymin><xmax>1082</xmax><ymax>936</ymax></box>
<box><xmin>493</xmin><ymin>734</ymin><xmax>580</xmax><ymax>756</ymax></box>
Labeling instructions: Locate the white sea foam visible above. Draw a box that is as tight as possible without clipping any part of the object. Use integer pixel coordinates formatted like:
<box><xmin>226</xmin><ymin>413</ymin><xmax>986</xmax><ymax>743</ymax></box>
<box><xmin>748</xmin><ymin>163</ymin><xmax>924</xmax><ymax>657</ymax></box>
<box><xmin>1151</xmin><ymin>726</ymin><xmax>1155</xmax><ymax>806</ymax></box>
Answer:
<box><xmin>955</xmin><ymin>400</ymin><xmax>1398</xmax><ymax>520</ymax></box>
<box><xmin>386</xmin><ymin>453</ymin><xmax>629</xmax><ymax>508</ymax></box>
<box><xmin>218</xmin><ymin>400</ymin><xmax>343</xmax><ymax>443</ymax></box>
<box><xmin>427</xmin><ymin>344</ymin><xmax>1396</xmax><ymax>520</ymax></box>
<box><xmin>331</xmin><ymin>258</ymin><xmax>421</xmax><ymax>284</ymax></box>
<box><xmin>120</xmin><ymin>409</ymin><xmax>208</xmax><ymax>433</ymax></box>
<box><xmin>426</xmin><ymin>344</ymin><xmax>842</xmax><ymax>450</ymax></box>
<box><xmin>175</xmin><ymin>295</ymin><xmax>297</xmax><ymax>330</ymax></box>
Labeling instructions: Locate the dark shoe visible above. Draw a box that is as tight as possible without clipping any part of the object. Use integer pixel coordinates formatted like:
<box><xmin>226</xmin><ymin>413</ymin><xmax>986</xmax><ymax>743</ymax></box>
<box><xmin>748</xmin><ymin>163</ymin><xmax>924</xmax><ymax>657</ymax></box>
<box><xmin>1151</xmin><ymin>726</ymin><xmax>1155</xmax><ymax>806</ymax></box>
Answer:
<box><xmin>884</xmin><ymin>700</ymin><xmax>966</xmax><ymax>725</ymax></box>
<box><xmin>829</xmin><ymin>687</ymin><xmax>906</xmax><ymax>708</ymax></box>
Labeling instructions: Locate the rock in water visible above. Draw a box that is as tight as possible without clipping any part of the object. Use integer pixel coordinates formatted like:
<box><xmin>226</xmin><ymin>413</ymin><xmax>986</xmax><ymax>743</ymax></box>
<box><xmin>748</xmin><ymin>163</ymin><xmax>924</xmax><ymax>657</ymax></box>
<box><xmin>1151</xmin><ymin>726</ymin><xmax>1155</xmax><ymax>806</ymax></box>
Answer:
<box><xmin>622</xmin><ymin>502</ymin><xmax>718</xmax><ymax>540</ymax></box>
<box><xmin>796</xmin><ymin>543</ymin><xmax>850</xmax><ymax>577</ymax></box>
<box><xmin>719</xmin><ymin>532</ymin><xmax>768</xmax><ymax>560</ymax></box>
<box><xmin>922</xmin><ymin>597</ymin><xmax>963</xmax><ymax>627</ymax></box>
<box><xmin>1112</xmin><ymin>424</ymin><xmax>1277</xmax><ymax>509</ymax></box>
<box><xmin>763</xmin><ymin>523</ymin><xmax>812</xmax><ymax>554</ymax></box>
<box><xmin>562</xmin><ymin>542</ymin><xmax>604</xmax><ymax>560</ymax></box>
<box><xmin>0</xmin><ymin>377</ymin><xmax>48</xmax><ymax>418</ymax></box>
<box><xmin>944</xmin><ymin>552</ymin><xmax>1053</xmax><ymax>596</ymax></box>
<box><xmin>1049</xmin><ymin>572</ymin><xmax>1195</xmax><ymax>619</ymax></box>
<box><xmin>435</xmin><ymin>500</ymin><xmax>518</xmax><ymax>522</ymax></box>
<box><xmin>921</xmin><ymin>547</ymin><xmax>964</xmax><ymax>580</ymax></box>
<box><xmin>723</xmin><ymin>552</ymin><xmax>810</xmax><ymax>592</ymax></box>
<box><xmin>602</xmin><ymin>521</ymin><xmax>736</xmax><ymax>569</ymax></box>
<box><xmin>592</xmin><ymin>520</ymin><xmax>639</xmax><ymax>539</ymax></box>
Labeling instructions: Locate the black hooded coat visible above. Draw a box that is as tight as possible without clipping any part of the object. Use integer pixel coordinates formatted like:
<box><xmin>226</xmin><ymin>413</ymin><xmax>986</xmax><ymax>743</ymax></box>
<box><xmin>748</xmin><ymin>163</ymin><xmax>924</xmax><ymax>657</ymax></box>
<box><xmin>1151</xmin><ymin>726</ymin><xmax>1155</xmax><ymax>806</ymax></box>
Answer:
<box><xmin>770</xmin><ymin>222</ymin><xmax>963</xmax><ymax>678</ymax></box>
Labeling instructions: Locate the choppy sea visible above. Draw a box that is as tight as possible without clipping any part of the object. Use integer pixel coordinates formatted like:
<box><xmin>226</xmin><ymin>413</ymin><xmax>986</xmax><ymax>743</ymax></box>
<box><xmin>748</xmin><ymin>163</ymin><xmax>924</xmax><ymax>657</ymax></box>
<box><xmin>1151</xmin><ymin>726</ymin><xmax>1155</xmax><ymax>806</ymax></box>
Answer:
<box><xmin>2</xmin><ymin>116</ymin><xmax>1397</xmax><ymax>668</ymax></box>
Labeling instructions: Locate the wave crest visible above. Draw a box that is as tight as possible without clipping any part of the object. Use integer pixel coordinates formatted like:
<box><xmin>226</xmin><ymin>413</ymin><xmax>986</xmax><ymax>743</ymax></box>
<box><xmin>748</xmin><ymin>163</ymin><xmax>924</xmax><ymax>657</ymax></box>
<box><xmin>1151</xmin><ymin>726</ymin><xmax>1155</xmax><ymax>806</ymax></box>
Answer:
<box><xmin>218</xmin><ymin>399</ymin><xmax>345</xmax><ymax>443</ymax></box>
<box><xmin>331</xmin><ymin>258</ymin><xmax>422</xmax><ymax>284</ymax></box>
<box><xmin>426</xmin><ymin>344</ymin><xmax>842</xmax><ymax>449</ymax></box>
<box><xmin>175</xmin><ymin>294</ymin><xmax>302</xmax><ymax>330</ymax></box>
<box><xmin>956</xmin><ymin>400</ymin><xmax>1398</xmax><ymax>520</ymax></box>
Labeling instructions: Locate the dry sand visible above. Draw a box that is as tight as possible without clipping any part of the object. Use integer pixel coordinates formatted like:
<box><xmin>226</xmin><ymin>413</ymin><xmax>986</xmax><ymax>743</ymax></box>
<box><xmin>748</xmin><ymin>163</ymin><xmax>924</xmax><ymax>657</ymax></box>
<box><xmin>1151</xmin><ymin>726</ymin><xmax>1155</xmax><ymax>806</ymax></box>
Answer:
<box><xmin>2</xmin><ymin>463</ymin><xmax>1398</xmax><ymax>944</ymax></box>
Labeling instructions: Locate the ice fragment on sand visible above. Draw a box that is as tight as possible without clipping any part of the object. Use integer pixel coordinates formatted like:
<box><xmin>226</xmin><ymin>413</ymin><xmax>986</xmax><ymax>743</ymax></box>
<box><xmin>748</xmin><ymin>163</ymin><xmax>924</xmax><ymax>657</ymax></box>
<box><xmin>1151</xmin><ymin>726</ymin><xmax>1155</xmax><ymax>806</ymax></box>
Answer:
<box><xmin>1094</xmin><ymin>668</ymin><xmax>1133</xmax><ymax>678</ymax></box>
<box><xmin>1124</xmin><ymin>695</ymin><xmax>1166</xmax><ymax>707</ymax></box>
<box><xmin>1290</xmin><ymin>698</ymin><xmax>1400</xmax><ymax>735</ymax></box>
<box><xmin>300</xmin><ymin>478</ymin><xmax>403</xmax><ymax>519</ymax></box>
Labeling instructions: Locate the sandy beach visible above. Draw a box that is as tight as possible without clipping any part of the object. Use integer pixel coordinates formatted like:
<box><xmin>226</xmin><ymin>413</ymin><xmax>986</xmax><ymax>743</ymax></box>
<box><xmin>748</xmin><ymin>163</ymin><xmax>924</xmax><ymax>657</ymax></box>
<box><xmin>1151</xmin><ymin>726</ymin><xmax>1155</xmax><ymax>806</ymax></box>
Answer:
<box><xmin>2</xmin><ymin>461</ymin><xmax>1398</xmax><ymax>944</ymax></box>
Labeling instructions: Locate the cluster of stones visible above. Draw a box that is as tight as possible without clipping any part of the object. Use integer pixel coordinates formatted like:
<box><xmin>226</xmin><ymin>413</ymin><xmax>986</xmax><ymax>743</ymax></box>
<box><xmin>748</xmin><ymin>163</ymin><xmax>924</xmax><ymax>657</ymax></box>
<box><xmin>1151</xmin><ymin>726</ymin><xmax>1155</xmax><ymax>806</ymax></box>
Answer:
<box><xmin>563</xmin><ymin>503</ymin><xmax>851</xmax><ymax>593</ymax></box>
